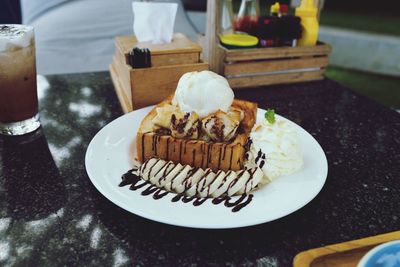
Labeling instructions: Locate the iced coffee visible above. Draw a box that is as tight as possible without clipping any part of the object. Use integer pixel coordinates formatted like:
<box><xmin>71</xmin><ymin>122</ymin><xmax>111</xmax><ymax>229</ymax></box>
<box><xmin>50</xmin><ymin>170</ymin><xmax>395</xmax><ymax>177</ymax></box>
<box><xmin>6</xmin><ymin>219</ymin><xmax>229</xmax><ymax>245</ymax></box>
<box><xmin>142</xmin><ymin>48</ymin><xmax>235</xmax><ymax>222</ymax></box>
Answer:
<box><xmin>0</xmin><ymin>25</ymin><xmax>40</xmax><ymax>135</ymax></box>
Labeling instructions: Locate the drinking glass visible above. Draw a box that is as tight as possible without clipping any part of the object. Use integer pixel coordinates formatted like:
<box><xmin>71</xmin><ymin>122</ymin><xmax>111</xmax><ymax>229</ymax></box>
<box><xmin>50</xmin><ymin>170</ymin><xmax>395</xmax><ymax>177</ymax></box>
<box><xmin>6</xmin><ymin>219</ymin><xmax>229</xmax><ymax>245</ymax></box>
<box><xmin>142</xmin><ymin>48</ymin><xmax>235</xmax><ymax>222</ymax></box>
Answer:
<box><xmin>0</xmin><ymin>24</ymin><xmax>40</xmax><ymax>135</ymax></box>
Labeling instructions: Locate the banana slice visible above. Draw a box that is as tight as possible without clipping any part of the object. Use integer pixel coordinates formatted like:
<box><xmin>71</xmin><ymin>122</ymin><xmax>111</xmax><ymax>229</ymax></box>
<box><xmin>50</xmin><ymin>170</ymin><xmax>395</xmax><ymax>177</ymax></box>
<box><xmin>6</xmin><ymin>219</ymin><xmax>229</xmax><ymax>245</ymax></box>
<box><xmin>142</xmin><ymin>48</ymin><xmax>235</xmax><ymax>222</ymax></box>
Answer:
<box><xmin>151</xmin><ymin>104</ymin><xmax>201</xmax><ymax>139</ymax></box>
<box><xmin>170</xmin><ymin>111</ymin><xmax>200</xmax><ymax>139</ymax></box>
<box><xmin>151</xmin><ymin>104</ymin><xmax>178</xmax><ymax>129</ymax></box>
<box><xmin>137</xmin><ymin>158</ymin><xmax>267</xmax><ymax>197</ymax></box>
<box><xmin>201</xmin><ymin>109</ymin><xmax>242</xmax><ymax>142</ymax></box>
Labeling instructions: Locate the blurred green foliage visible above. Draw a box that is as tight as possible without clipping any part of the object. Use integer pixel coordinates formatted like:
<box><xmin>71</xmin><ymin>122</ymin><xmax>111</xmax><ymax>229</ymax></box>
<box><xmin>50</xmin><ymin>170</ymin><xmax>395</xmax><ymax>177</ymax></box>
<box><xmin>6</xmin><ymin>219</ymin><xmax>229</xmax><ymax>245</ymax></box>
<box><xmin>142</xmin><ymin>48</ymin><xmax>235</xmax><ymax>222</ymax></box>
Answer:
<box><xmin>325</xmin><ymin>67</ymin><xmax>400</xmax><ymax>109</ymax></box>
<box><xmin>324</xmin><ymin>0</ymin><xmax>397</xmax><ymax>15</ymax></box>
<box><xmin>320</xmin><ymin>11</ymin><xmax>400</xmax><ymax>36</ymax></box>
<box><xmin>233</xmin><ymin>0</ymin><xmax>396</xmax><ymax>15</ymax></box>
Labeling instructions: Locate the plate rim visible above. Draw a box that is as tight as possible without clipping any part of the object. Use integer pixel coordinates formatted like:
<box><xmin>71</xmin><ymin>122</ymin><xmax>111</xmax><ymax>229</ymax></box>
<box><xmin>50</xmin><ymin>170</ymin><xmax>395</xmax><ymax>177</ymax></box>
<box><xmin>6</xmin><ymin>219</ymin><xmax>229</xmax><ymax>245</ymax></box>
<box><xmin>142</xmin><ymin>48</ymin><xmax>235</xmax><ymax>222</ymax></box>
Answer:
<box><xmin>85</xmin><ymin>105</ymin><xmax>328</xmax><ymax>229</ymax></box>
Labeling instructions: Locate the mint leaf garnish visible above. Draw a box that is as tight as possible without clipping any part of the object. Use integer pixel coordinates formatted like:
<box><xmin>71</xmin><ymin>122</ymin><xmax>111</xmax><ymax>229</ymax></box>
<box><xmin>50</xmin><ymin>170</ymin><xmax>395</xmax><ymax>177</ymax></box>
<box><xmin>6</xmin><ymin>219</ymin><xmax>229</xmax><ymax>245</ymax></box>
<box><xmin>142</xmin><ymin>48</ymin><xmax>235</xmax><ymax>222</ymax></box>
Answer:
<box><xmin>265</xmin><ymin>109</ymin><xmax>276</xmax><ymax>124</ymax></box>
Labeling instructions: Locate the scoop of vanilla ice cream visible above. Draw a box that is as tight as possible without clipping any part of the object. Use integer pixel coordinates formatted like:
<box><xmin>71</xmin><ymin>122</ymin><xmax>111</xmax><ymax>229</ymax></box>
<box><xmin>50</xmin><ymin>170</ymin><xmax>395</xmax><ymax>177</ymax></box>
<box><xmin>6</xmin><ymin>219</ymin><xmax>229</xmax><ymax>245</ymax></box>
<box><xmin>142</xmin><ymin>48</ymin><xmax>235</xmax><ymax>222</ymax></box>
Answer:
<box><xmin>172</xmin><ymin>71</ymin><xmax>234</xmax><ymax>118</ymax></box>
<box><xmin>246</xmin><ymin>117</ymin><xmax>303</xmax><ymax>181</ymax></box>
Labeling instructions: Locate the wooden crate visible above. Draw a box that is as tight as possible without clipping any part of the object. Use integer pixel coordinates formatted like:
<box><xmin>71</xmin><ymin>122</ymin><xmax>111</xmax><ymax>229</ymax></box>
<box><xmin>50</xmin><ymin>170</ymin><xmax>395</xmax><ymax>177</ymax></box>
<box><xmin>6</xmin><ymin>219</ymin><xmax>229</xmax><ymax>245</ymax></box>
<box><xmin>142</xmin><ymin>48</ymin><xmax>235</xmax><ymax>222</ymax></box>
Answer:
<box><xmin>205</xmin><ymin>0</ymin><xmax>332</xmax><ymax>88</ymax></box>
<box><xmin>293</xmin><ymin>231</ymin><xmax>400</xmax><ymax>267</ymax></box>
<box><xmin>110</xmin><ymin>33</ymin><xmax>209</xmax><ymax>112</ymax></box>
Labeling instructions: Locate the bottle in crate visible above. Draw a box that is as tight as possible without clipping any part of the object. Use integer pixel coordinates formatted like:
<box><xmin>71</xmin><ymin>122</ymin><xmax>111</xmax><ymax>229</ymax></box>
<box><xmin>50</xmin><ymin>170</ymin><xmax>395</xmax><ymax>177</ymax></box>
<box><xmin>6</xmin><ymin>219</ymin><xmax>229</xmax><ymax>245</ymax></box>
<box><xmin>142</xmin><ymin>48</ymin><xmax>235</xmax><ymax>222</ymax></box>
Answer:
<box><xmin>295</xmin><ymin>0</ymin><xmax>319</xmax><ymax>46</ymax></box>
<box><xmin>234</xmin><ymin>0</ymin><xmax>260</xmax><ymax>35</ymax></box>
<box><xmin>220</xmin><ymin>0</ymin><xmax>235</xmax><ymax>35</ymax></box>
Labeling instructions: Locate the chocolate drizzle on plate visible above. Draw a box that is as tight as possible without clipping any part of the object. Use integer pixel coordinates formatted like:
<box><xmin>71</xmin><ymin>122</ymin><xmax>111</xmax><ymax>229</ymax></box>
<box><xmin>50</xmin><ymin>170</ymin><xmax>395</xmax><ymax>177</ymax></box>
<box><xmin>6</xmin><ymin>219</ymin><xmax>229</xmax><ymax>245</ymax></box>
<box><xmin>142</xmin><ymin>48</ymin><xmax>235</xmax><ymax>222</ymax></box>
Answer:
<box><xmin>120</xmin><ymin>169</ymin><xmax>169</xmax><ymax>200</ymax></box>
<box><xmin>119</xmin><ymin>168</ymin><xmax>254</xmax><ymax>212</ymax></box>
<box><xmin>211</xmin><ymin>193</ymin><xmax>254</xmax><ymax>212</ymax></box>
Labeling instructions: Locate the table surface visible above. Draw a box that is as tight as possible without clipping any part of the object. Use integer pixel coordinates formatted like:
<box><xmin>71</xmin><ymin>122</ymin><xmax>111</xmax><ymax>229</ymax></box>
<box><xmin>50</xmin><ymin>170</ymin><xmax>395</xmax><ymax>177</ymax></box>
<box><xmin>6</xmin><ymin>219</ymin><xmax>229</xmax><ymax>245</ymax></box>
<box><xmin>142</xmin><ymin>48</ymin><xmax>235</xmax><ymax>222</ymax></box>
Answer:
<box><xmin>0</xmin><ymin>72</ymin><xmax>399</xmax><ymax>266</ymax></box>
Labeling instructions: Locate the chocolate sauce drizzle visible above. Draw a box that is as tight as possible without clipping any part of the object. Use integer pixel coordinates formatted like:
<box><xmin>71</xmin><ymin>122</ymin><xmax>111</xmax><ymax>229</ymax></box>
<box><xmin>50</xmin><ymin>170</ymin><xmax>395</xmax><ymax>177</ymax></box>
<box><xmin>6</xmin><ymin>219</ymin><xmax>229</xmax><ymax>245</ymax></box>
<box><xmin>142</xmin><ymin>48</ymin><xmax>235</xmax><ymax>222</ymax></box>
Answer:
<box><xmin>255</xmin><ymin>149</ymin><xmax>266</xmax><ymax>169</ymax></box>
<box><xmin>120</xmin><ymin>169</ymin><xmax>169</xmax><ymax>200</ymax></box>
<box><xmin>212</xmin><ymin>193</ymin><xmax>254</xmax><ymax>212</ymax></box>
<box><xmin>119</xmin><ymin>169</ymin><xmax>253</xmax><ymax>212</ymax></box>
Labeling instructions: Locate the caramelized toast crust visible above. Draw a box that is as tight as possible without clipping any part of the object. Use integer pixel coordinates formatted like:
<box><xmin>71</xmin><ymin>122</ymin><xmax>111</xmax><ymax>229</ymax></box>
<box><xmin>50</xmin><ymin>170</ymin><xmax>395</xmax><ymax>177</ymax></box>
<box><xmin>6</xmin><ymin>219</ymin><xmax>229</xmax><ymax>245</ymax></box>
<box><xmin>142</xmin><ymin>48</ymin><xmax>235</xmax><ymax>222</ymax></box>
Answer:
<box><xmin>137</xmin><ymin>98</ymin><xmax>257</xmax><ymax>171</ymax></box>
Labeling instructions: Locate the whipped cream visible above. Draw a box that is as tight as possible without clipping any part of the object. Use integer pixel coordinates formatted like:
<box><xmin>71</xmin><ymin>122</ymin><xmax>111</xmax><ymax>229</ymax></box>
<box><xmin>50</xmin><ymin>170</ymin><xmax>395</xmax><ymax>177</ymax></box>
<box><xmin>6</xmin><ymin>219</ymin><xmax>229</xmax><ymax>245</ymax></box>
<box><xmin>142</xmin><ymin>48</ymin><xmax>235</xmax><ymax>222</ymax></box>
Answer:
<box><xmin>138</xmin><ymin>158</ymin><xmax>266</xmax><ymax>197</ymax></box>
<box><xmin>172</xmin><ymin>71</ymin><xmax>234</xmax><ymax>118</ymax></box>
<box><xmin>0</xmin><ymin>25</ymin><xmax>34</xmax><ymax>52</ymax></box>
<box><xmin>245</xmin><ymin>117</ymin><xmax>303</xmax><ymax>181</ymax></box>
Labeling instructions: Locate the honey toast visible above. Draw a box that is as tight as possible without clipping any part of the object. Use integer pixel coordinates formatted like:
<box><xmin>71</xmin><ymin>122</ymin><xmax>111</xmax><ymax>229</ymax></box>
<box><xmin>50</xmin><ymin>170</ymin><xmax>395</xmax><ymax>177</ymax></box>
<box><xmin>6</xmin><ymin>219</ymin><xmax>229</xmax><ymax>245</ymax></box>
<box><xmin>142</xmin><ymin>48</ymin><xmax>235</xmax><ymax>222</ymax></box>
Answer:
<box><xmin>136</xmin><ymin>97</ymin><xmax>257</xmax><ymax>171</ymax></box>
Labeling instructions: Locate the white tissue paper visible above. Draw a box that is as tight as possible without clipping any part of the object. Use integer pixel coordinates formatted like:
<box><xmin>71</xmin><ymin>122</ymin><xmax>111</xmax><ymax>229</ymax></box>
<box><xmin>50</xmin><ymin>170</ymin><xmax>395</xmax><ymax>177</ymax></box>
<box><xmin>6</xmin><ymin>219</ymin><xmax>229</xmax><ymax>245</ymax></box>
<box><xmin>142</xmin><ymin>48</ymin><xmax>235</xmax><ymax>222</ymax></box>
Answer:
<box><xmin>132</xmin><ymin>2</ymin><xmax>178</xmax><ymax>44</ymax></box>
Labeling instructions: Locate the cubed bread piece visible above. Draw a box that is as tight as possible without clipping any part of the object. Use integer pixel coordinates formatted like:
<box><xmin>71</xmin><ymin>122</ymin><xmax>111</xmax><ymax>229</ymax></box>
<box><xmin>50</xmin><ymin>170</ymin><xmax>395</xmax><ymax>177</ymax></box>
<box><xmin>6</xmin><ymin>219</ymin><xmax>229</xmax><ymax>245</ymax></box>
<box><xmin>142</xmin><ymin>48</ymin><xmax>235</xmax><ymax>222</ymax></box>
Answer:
<box><xmin>136</xmin><ymin>97</ymin><xmax>257</xmax><ymax>171</ymax></box>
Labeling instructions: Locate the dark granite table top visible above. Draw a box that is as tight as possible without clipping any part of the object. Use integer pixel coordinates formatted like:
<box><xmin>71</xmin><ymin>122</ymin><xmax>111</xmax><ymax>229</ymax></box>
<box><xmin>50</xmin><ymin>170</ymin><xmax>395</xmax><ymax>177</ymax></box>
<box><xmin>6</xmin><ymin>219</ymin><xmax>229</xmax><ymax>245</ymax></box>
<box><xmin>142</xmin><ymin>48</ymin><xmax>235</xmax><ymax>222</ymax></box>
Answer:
<box><xmin>0</xmin><ymin>72</ymin><xmax>399</xmax><ymax>266</ymax></box>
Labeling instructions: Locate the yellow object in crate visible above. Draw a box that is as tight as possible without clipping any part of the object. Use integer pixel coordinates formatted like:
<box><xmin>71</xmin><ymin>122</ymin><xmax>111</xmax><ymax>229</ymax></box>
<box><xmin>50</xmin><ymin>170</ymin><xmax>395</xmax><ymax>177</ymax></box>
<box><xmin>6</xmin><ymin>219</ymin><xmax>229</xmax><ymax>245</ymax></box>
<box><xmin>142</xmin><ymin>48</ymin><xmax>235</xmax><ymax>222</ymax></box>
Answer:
<box><xmin>295</xmin><ymin>0</ymin><xmax>319</xmax><ymax>46</ymax></box>
<box><xmin>220</xmin><ymin>34</ymin><xmax>258</xmax><ymax>48</ymax></box>
<box><xmin>270</xmin><ymin>2</ymin><xmax>280</xmax><ymax>15</ymax></box>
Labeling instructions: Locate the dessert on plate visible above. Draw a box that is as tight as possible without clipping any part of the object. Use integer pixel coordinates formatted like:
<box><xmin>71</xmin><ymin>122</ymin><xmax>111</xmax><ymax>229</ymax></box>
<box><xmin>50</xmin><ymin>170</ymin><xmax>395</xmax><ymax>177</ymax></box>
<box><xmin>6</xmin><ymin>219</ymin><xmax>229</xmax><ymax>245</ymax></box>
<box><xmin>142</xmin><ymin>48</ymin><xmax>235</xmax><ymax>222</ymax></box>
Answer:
<box><xmin>120</xmin><ymin>70</ymin><xmax>303</xmax><ymax>203</ymax></box>
<box><xmin>136</xmin><ymin>70</ymin><xmax>257</xmax><ymax>172</ymax></box>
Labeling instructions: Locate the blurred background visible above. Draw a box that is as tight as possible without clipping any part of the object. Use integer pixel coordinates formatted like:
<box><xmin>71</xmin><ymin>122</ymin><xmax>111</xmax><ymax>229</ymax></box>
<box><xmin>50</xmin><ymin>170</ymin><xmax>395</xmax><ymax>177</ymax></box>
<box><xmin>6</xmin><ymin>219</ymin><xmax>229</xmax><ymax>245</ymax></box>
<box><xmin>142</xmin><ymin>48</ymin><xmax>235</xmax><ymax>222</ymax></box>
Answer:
<box><xmin>1</xmin><ymin>0</ymin><xmax>399</xmax><ymax>110</ymax></box>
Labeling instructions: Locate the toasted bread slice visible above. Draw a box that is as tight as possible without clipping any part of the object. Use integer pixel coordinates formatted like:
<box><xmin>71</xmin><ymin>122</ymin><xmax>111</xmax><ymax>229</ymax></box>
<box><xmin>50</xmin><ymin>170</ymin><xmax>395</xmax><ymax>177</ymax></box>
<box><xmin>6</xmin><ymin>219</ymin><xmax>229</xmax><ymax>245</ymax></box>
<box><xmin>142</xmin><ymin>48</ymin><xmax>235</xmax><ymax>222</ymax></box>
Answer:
<box><xmin>137</xmin><ymin>98</ymin><xmax>257</xmax><ymax>171</ymax></box>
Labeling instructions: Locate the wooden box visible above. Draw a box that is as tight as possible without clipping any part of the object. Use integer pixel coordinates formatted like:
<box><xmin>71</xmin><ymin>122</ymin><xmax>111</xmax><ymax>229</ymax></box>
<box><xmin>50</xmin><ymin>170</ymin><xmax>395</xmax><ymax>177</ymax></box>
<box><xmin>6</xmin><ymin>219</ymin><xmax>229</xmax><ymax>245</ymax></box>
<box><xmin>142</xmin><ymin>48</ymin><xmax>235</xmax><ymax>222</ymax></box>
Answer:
<box><xmin>205</xmin><ymin>0</ymin><xmax>332</xmax><ymax>88</ymax></box>
<box><xmin>110</xmin><ymin>33</ymin><xmax>209</xmax><ymax>112</ymax></box>
<box><xmin>217</xmin><ymin>42</ymin><xmax>331</xmax><ymax>88</ymax></box>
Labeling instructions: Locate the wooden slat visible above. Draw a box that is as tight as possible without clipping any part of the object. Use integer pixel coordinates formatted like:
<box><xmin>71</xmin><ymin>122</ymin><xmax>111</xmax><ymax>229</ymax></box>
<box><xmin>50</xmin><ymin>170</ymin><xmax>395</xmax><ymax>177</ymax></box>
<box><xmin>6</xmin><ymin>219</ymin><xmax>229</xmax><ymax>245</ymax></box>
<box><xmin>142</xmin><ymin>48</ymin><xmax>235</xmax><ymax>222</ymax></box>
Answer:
<box><xmin>119</xmin><ymin>51</ymin><xmax>200</xmax><ymax>67</ymax></box>
<box><xmin>227</xmin><ymin>70</ymin><xmax>325</xmax><ymax>88</ymax></box>
<box><xmin>293</xmin><ymin>231</ymin><xmax>400</xmax><ymax>267</ymax></box>
<box><xmin>224</xmin><ymin>57</ymin><xmax>329</xmax><ymax>76</ymax></box>
<box><xmin>146</xmin><ymin>53</ymin><xmax>199</xmax><ymax>67</ymax></box>
<box><xmin>116</xmin><ymin>33</ymin><xmax>201</xmax><ymax>55</ymax></box>
<box><xmin>205</xmin><ymin>0</ymin><xmax>224</xmax><ymax>74</ymax></box>
<box><xmin>115</xmin><ymin>45</ymin><xmax>200</xmax><ymax>67</ymax></box>
<box><xmin>223</xmin><ymin>43</ymin><xmax>332</xmax><ymax>62</ymax></box>
<box><xmin>109</xmin><ymin>62</ymin><xmax>132</xmax><ymax>113</ymax></box>
<box><xmin>112</xmin><ymin>55</ymin><xmax>132</xmax><ymax>102</ymax></box>
<box><xmin>115</xmin><ymin>34</ymin><xmax>201</xmax><ymax>67</ymax></box>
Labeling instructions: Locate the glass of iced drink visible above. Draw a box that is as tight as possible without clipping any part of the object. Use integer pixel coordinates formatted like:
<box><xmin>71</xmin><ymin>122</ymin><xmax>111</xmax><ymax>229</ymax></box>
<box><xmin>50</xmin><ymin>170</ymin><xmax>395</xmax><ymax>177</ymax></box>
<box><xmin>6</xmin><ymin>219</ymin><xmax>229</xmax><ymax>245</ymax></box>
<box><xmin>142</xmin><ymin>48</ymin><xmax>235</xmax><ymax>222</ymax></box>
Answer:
<box><xmin>0</xmin><ymin>25</ymin><xmax>40</xmax><ymax>135</ymax></box>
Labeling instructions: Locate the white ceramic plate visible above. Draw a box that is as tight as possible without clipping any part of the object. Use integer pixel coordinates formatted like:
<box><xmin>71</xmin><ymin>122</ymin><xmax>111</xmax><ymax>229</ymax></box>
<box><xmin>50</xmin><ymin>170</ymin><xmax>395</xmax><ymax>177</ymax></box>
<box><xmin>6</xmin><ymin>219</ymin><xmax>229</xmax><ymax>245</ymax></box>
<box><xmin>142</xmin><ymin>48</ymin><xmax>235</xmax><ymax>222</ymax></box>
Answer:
<box><xmin>85</xmin><ymin>106</ymin><xmax>328</xmax><ymax>229</ymax></box>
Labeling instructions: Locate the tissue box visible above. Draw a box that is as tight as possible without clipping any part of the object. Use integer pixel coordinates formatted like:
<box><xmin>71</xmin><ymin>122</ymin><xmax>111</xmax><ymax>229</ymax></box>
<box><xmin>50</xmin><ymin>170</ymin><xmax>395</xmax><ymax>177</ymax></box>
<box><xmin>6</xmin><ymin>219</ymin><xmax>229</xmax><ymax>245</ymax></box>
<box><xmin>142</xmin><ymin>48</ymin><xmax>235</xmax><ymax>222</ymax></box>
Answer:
<box><xmin>110</xmin><ymin>33</ymin><xmax>209</xmax><ymax>112</ymax></box>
